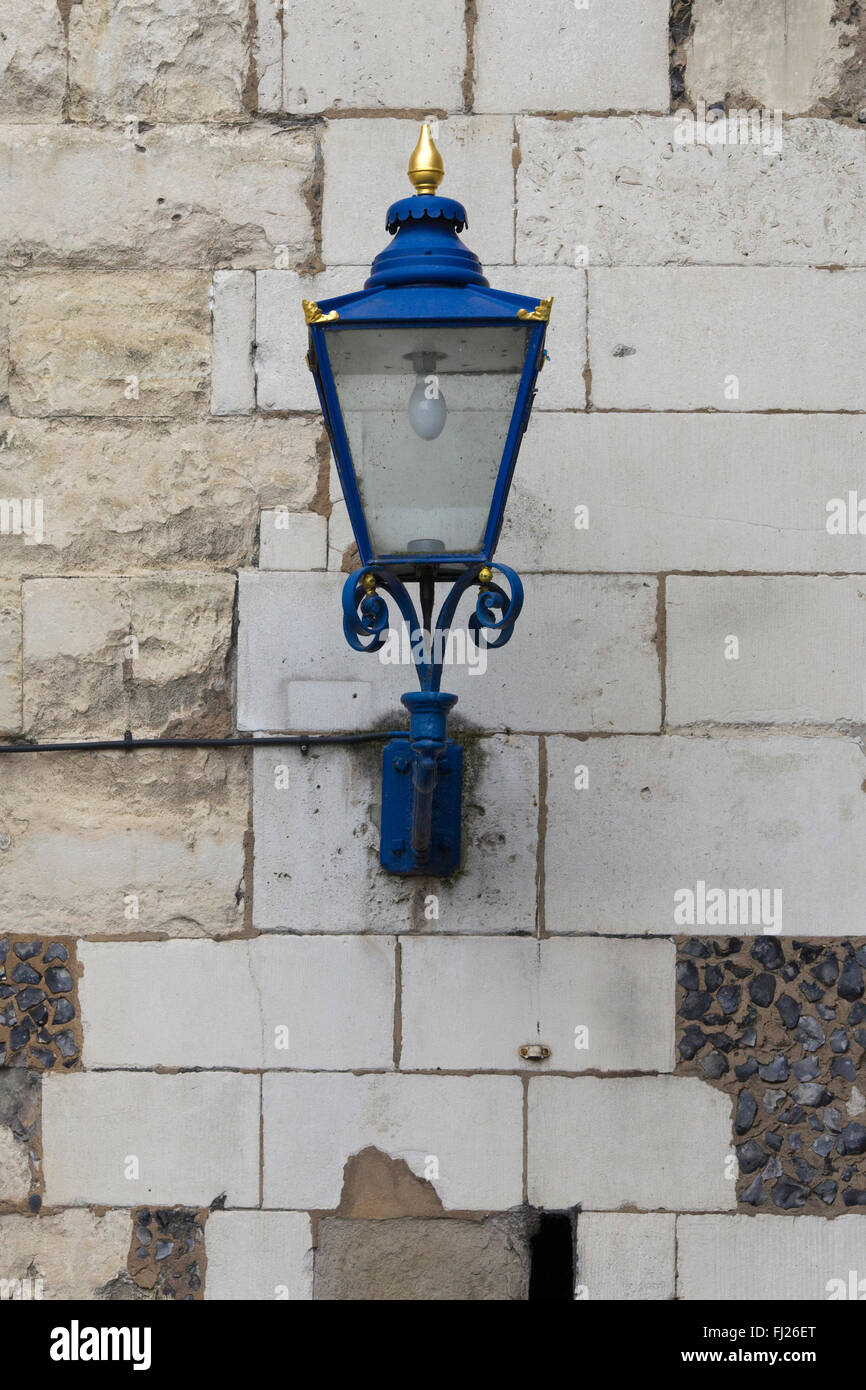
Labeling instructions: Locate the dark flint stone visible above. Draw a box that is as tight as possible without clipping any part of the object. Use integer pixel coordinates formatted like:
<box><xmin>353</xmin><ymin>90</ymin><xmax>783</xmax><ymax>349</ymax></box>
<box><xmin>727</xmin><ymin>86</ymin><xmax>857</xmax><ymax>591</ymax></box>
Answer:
<box><xmin>44</xmin><ymin>966</ymin><xmax>73</xmax><ymax>994</ymax></box>
<box><xmin>793</xmin><ymin>1083</ymin><xmax>832</xmax><ymax>1107</ymax></box>
<box><xmin>829</xmin><ymin>1027</ymin><xmax>849</xmax><ymax>1053</ymax></box>
<box><xmin>679</xmin><ymin>1035</ymin><xmax>701</xmax><ymax>1061</ymax></box>
<box><xmin>838</xmin><ymin>1123</ymin><xmax>866</xmax><ymax>1155</ymax></box>
<box><xmin>739</xmin><ymin>1027</ymin><xmax>757</xmax><ymax>1047</ymax></box>
<box><xmin>52</xmin><ymin>998</ymin><xmax>75</xmax><ymax>1024</ymax></box>
<box><xmin>11</xmin><ymin>963</ymin><xmax>40</xmax><ymax>985</ymax></box>
<box><xmin>27</xmin><ymin>1003</ymin><xmax>48</xmax><ymax>1025</ymax></box>
<box><xmin>854</xmin><ymin>1028</ymin><xmax>866</xmax><ymax>1048</ymax></box>
<box><xmin>779</xmin><ymin>1106</ymin><xmax>804</xmax><ymax>1125</ymax></box>
<box><xmin>787</xmin><ymin>1132</ymin><xmax>803</xmax><ymax>1151</ymax></box>
<box><xmin>762</xmin><ymin>1155</ymin><xmax>782</xmax><ymax>1180</ymax></box>
<box><xmin>0</xmin><ymin>984</ymin><xmax>12</xmax><ymax>998</ymax></box>
<box><xmin>771</xmin><ymin>1176</ymin><xmax>809</xmax><ymax>1210</ymax></box>
<box><xmin>831</xmin><ymin>1058</ymin><xmax>856</xmax><ymax>1081</ymax></box>
<box><xmin>779</xmin><ymin>962</ymin><xmax>799</xmax><ymax>982</ymax></box>
<box><xmin>824</xmin><ymin>1107</ymin><xmax>843</xmax><ymax>1133</ymax></box>
<box><xmin>743</xmin><ymin>1007</ymin><xmax>758</xmax><ymax>1025</ymax></box>
<box><xmin>704</xmin><ymin>964</ymin><xmax>723</xmax><ymax>991</ymax></box>
<box><xmin>43</xmin><ymin>943</ymin><xmax>68</xmax><ymax>963</ymax></box>
<box><xmin>848</xmin><ymin>1001</ymin><xmax>866</xmax><ymax>1024</ymax></box>
<box><xmin>736</xmin><ymin>1139</ymin><xmax>766</xmax><ymax>1173</ymax></box>
<box><xmin>793</xmin><ymin>1158</ymin><xmax>816</xmax><ymax>1183</ymax></box>
<box><xmin>55</xmin><ymin>1031</ymin><xmax>77</xmax><ymax>1058</ymax></box>
<box><xmin>798</xmin><ymin>981</ymin><xmax>824</xmax><ymax>1003</ymax></box>
<box><xmin>759</xmin><ymin>1055</ymin><xmax>789</xmax><ymax>1083</ymax></box>
<box><xmin>793</xmin><ymin>1057</ymin><xmax>819</xmax><ymax>1082</ymax></box>
<box><xmin>0</xmin><ymin>1004</ymin><xmax>14</xmax><ymax>1027</ymax></box>
<box><xmin>700</xmin><ymin>1049</ymin><xmax>729</xmax><ymax>1079</ymax></box>
<box><xmin>765</xmin><ymin>1131</ymin><xmax>783</xmax><ymax>1151</ymax></box>
<box><xmin>28</xmin><ymin>1194</ymin><xmax>41</xmax><ymax>1214</ymax></box>
<box><xmin>706</xmin><ymin>1031</ymin><xmax>734</xmax><ymax>1053</ymax></box>
<box><xmin>842</xmin><ymin>1166</ymin><xmax>854</xmax><ymax>1180</ymax></box>
<box><xmin>812</xmin><ymin>1134</ymin><xmax>834</xmax><ymax>1157</ymax></box>
<box><xmin>856</xmin><ymin>946</ymin><xmax>866</xmax><ymax>969</ymax></box>
<box><xmin>136</xmin><ymin>1227</ymin><xmax>151</xmax><ymax>1244</ymax></box>
<box><xmin>816</xmin><ymin>1004</ymin><xmax>836</xmax><ymax>1022</ymax></box>
<box><xmin>842</xmin><ymin>1188</ymin><xmax>866</xmax><ymax>1207</ymax></box>
<box><xmin>680</xmin><ymin>990</ymin><xmax>712</xmax><ymax>1019</ymax></box>
<box><xmin>676</xmin><ymin>960</ymin><xmax>700</xmax><ymax>990</ymax></box>
<box><xmin>741</xmin><ymin>1175</ymin><xmax>766</xmax><ymax>1206</ymax></box>
<box><xmin>155</xmin><ymin>1241</ymin><xmax>173</xmax><ymax>1260</ymax></box>
<box><xmin>808</xmin><ymin>1114</ymin><xmax>824</xmax><ymax>1133</ymax></box>
<box><xmin>16</xmin><ymin>987</ymin><xmax>43</xmax><ymax>1010</ymax></box>
<box><xmin>749</xmin><ymin>972</ymin><xmax>776</xmax><ymax>1007</ymax></box>
<box><xmin>726</xmin><ymin>961</ymin><xmax>751</xmax><ymax>979</ymax></box>
<box><xmin>839</xmin><ymin>958</ymin><xmax>865</xmax><ymax>1002</ymax></box>
<box><xmin>716</xmin><ymin>938</ymin><xmax>743</xmax><ymax>957</ymax></box>
<box><xmin>751</xmin><ymin>937</ymin><xmax>784</xmax><ymax>970</ymax></box>
<box><xmin>794</xmin><ymin>942</ymin><xmax>822</xmax><ymax>963</ymax></box>
<box><xmin>736</xmin><ymin>1090</ymin><xmax>758</xmax><ymax>1134</ymax></box>
<box><xmin>776</xmin><ymin>994</ymin><xmax>801</xmax><ymax>1028</ymax></box>
<box><xmin>812</xmin><ymin>953</ymin><xmax>839</xmax><ymax>985</ymax></box>
<box><xmin>0</xmin><ymin>937</ymin><xmax>8</xmax><ymax>957</ymax></box>
<box><xmin>13</xmin><ymin>941</ymin><xmax>42</xmax><ymax>960</ymax></box>
<box><xmin>30</xmin><ymin>1047</ymin><xmax>55</xmax><ymax>1068</ymax></box>
<box><xmin>9</xmin><ymin>1021</ymin><xmax>31</xmax><ymax>1050</ymax></box>
<box><xmin>735</xmin><ymin>1057</ymin><xmax>759</xmax><ymax>1081</ymax></box>
<box><xmin>796</xmin><ymin>1016</ymin><xmax>825</xmax><ymax>1051</ymax></box>
<box><xmin>717</xmin><ymin>984</ymin><xmax>741</xmax><ymax>1015</ymax></box>
<box><xmin>138</xmin><ymin>1210</ymin><xmax>151</xmax><ymax>1225</ymax></box>
<box><xmin>814</xmin><ymin>1180</ymin><xmax>838</xmax><ymax>1205</ymax></box>
<box><xmin>682</xmin><ymin>938</ymin><xmax>711</xmax><ymax>958</ymax></box>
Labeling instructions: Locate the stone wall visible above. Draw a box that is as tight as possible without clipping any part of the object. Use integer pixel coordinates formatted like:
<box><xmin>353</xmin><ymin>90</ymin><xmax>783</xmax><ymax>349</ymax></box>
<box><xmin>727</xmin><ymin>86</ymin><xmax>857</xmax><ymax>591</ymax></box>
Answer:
<box><xmin>0</xmin><ymin>0</ymin><xmax>865</xmax><ymax>1301</ymax></box>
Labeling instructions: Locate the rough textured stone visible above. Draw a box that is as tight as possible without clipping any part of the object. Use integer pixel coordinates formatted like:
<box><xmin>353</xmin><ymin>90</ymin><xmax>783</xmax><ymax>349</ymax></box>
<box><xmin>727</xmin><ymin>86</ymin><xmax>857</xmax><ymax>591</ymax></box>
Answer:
<box><xmin>79</xmin><ymin>936</ymin><xmax>395</xmax><ymax>1069</ymax></box>
<box><xmin>575</xmin><ymin>1213</ymin><xmax>676</xmax><ymax>1301</ymax></box>
<box><xmin>528</xmin><ymin>1076</ymin><xmax>735</xmax><ymax>1211</ymax></box>
<box><xmin>400</xmin><ymin>936</ymin><xmax>675</xmax><ymax>1073</ymax></box>
<box><xmin>263</xmin><ymin>1073</ymin><xmax>524</xmax><ymax>1210</ymax></box>
<box><xmin>9</xmin><ymin>272</ymin><xmax>211</xmax><ymax>418</ymax></box>
<box><xmin>68</xmin><ymin>0</ymin><xmax>251</xmax><ymax>122</ymax></box>
<box><xmin>0</xmin><ymin>1211</ymin><xmax>131</xmax><ymax>1300</ymax></box>
<box><xmin>0</xmin><ymin>126</ymin><xmax>316</xmax><ymax>271</ymax></box>
<box><xmin>517</xmin><ymin>117</ymin><xmax>866</xmax><ymax>266</ymax></box>
<box><xmin>677</xmin><ymin>1214</ymin><xmax>866</xmax><ymax>1299</ymax></box>
<box><xmin>0</xmin><ymin>1070</ymin><xmax>40</xmax><ymax>1202</ymax></box>
<box><xmin>259</xmin><ymin>509</ymin><xmax>328</xmax><ymax>571</ymax></box>
<box><xmin>0</xmin><ymin>416</ymin><xmax>318</xmax><ymax>575</ymax></box>
<box><xmin>205</xmin><ymin>1211</ymin><xmax>313</xmax><ymax>1301</ymax></box>
<box><xmin>23</xmin><ymin>574</ymin><xmax>235</xmax><ymax>739</ymax></box>
<box><xmin>590</xmin><ymin>268</ymin><xmax>866</xmax><ymax>411</ymax></box>
<box><xmin>545</xmin><ymin>735</ymin><xmax>866</xmax><ymax>936</ymax></box>
<box><xmin>252</xmin><ymin>737</ymin><xmax>539</xmax><ymax>935</ymax></box>
<box><xmin>0</xmin><ymin>578</ymin><xmax>20</xmax><ymax>733</ymax></box>
<box><xmin>0</xmin><ymin>750</ymin><xmax>246</xmax><ymax>937</ymax></box>
<box><xmin>504</xmin><ymin>413</ymin><xmax>866</xmax><ymax>575</ymax></box>
<box><xmin>43</xmin><ymin>1072</ymin><xmax>260</xmax><ymax>1206</ymax></box>
<box><xmin>280</xmin><ymin>0</ymin><xmax>464</xmax><ymax>112</ymax></box>
<box><xmin>0</xmin><ymin>1</ymin><xmax>66</xmax><ymax>121</ymax></box>
<box><xmin>667</xmin><ymin>576</ymin><xmax>866</xmax><ymax>727</ymax></box>
<box><xmin>211</xmin><ymin>271</ymin><xmax>255</xmax><ymax>414</ymax></box>
<box><xmin>313</xmin><ymin>1213</ymin><xmax>534</xmax><ymax>1301</ymax></box>
<box><xmin>685</xmin><ymin>0</ymin><xmax>856</xmax><ymax>114</ymax></box>
<box><xmin>475</xmin><ymin>0</ymin><xmax>670</xmax><ymax>114</ymax></box>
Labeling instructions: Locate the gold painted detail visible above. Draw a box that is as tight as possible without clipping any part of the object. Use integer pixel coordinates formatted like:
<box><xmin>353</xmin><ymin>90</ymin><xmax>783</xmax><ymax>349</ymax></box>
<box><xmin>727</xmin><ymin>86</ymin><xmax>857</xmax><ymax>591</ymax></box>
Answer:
<box><xmin>361</xmin><ymin>572</ymin><xmax>377</xmax><ymax>595</ymax></box>
<box><xmin>408</xmin><ymin>122</ymin><xmax>445</xmax><ymax>196</ymax></box>
<box><xmin>302</xmin><ymin>299</ymin><xmax>339</xmax><ymax>325</ymax></box>
<box><xmin>517</xmin><ymin>296</ymin><xmax>554</xmax><ymax>323</ymax></box>
<box><xmin>477</xmin><ymin>566</ymin><xmax>494</xmax><ymax>588</ymax></box>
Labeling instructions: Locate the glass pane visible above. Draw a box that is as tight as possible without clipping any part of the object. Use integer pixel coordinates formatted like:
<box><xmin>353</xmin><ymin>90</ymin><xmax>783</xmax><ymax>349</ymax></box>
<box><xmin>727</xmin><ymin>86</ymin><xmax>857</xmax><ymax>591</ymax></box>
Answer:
<box><xmin>327</xmin><ymin>324</ymin><xmax>532</xmax><ymax>557</ymax></box>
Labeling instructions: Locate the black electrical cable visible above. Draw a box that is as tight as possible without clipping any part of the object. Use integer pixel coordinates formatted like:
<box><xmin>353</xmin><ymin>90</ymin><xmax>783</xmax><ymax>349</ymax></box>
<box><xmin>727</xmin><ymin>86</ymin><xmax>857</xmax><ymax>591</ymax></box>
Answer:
<box><xmin>0</xmin><ymin>729</ymin><xmax>403</xmax><ymax>755</ymax></box>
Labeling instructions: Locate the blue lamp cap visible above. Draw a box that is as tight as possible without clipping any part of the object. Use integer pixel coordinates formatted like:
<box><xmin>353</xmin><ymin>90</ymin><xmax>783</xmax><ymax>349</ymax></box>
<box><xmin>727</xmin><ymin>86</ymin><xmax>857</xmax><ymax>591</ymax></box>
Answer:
<box><xmin>385</xmin><ymin>194</ymin><xmax>468</xmax><ymax>234</ymax></box>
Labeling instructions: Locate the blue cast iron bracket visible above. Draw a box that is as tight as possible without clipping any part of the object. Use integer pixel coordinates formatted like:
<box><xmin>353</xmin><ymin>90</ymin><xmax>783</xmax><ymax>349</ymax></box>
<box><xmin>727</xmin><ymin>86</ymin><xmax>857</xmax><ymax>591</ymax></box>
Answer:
<box><xmin>342</xmin><ymin>561</ymin><xmax>523</xmax><ymax>875</ymax></box>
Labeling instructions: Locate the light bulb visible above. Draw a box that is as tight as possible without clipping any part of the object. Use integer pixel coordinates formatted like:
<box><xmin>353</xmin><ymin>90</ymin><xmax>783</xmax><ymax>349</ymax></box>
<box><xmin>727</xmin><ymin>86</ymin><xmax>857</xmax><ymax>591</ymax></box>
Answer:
<box><xmin>408</xmin><ymin>375</ymin><xmax>447</xmax><ymax>440</ymax></box>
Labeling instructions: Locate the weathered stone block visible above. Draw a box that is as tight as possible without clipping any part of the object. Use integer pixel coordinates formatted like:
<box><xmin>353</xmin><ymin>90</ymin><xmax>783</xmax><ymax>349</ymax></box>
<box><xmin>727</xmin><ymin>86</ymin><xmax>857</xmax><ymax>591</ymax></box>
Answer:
<box><xmin>9</xmin><ymin>272</ymin><xmax>211</xmax><ymax>418</ymax></box>
<box><xmin>501</xmin><ymin>413</ymin><xmax>866</xmax><ymax>573</ymax></box>
<box><xmin>516</xmin><ymin>117</ymin><xmax>866</xmax><ymax>267</ymax></box>
<box><xmin>255</xmin><ymin>267</ymin><xmax>369</xmax><ymax>412</ymax></box>
<box><xmin>259</xmin><ymin>509</ymin><xmax>327</xmax><ymax>571</ymax></box>
<box><xmin>0</xmin><ymin>126</ymin><xmax>316</xmax><ymax>270</ymax></box>
<box><xmin>68</xmin><ymin>0</ymin><xmax>251</xmax><ymax>122</ymax></box>
<box><xmin>474</xmin><ymin>0</ymin><xmax>670</xmax><ymax>114</ymax></box>
<box><xmin>42</xmin><ymin>1072</ymin><xmax>260</xmax><ymax>1206</ymax></box>
<box><xmin>400</xmin><ymin>936</ymin><xmax>675</xmax><ymax>1072</ymax></box>
<box><xmin>0</xmin><ymin>750</ymin><xmax>246</xmax><ymax>937</ymax></box>
<box><xmin>322</xmin><ymin>118</ymin><xmax>516</xmax><ymax>268</ymax></box>
<box><xmin>0</xmin><ymin>416</ymin><xmax>318</xmax><ymax>575</ymax></box>
<box><xmin>22</xmin><ymin>574</ymin><xmax>235</xmax><ymax>739</ymax></box>
<box><xmin>263</xmin><ymin>1073</ymin><xmax>524</xmax><ymax>1209</ymax></box>
<box><xmin>280</xmin><ymin>0</ymin><xmax>465</xmax><ymax>112</ymax></box>
<box><xmin>0</xmin><ymin>1211</ymin><xmax>131</xmax><ymax>1300</ymax></box>
<box><xmin>528</xmin><ymin>1076</ymin><xmax>735</xmax><ymax>1211</ymax></box>
<box><xmin>205</xmin><ymin>1211</ymin><xmax>314</xmax><ymax>1300</ymax></box>
<box><xmin>252</xmin><ymin>736</ymin><xmax>539</xmax><ymax>934</ymax></box>
<box><xmin>0</xmin><ymin>1</ymin><xmax>66</xmax><ymax>121</ymax></box>
<box><xmin>0</xmin><ymin>578</ymin><xmax>20</xmax><ymax>733</ymax></box>
<box><xmin>677</xmin><ymin>1214</ymin><xmax>866</xmax><ymax>1300</ymax></box>
<box><xmin>79</xmin><ymin>936</ymin><xmax>396</xmax><ymax>1069</ymax></box>
<box><xmin>237</xmin><ymin>571</ymin><xmax>660</xmax><ymax>733</ymax></box>
<box><xmin>589</xmin><ymin>268</ymin><xmax>866</xmax><ymax>410</ymax></box>
<box><xmin>313</xmin><ymin>1213</ymin><xmax>534</xmax><ymax>1301</ymax></box>
<box><xmin>667</xmin><ymin>576</ymin><xmax>866</xmax><ymax>726</ymax></box>
<box><xmin>544</xmin><ymin>734</ymin><xmax>866</xmax><ymax>937</ymax></box>
<box><xmin>0</xmin><ymin>1070</ymin><xmax>40</xmax><ymax>1203</ymax></box>
<box><xmin>576</xmin><ymin>1213</ymin><xmax>676</xmax><ymax>1300</ymax></box>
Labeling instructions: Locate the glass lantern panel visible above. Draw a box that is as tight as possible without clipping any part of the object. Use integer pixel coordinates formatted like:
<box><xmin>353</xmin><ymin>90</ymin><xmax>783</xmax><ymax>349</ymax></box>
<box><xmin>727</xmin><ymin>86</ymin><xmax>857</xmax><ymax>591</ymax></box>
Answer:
<box><xmin>326</xmin><ymin>324</ymin><xmax>532</xmax><ymax>557</ymax></box>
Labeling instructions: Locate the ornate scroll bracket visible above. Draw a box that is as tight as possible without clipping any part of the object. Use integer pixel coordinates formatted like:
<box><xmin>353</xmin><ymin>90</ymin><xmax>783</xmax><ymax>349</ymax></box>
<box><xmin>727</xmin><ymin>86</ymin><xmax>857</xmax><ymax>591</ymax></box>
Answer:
<box><xmin>302</xmin><ymin>299</ymin><xmax>339</xmax><ymax>325</ymax></box>
<box><xmin>517</xmin><ymin>296</ymin><xmax>553</xmax><ymax>322</ymax></box>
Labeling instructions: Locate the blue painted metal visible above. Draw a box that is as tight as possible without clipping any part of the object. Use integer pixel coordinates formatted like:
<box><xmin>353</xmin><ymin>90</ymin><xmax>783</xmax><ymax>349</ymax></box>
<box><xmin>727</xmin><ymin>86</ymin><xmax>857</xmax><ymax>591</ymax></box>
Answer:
<box><xmin>307</xmin><ymin>155</ymin><xmax>546</xmax><ymax>874</ymax></box>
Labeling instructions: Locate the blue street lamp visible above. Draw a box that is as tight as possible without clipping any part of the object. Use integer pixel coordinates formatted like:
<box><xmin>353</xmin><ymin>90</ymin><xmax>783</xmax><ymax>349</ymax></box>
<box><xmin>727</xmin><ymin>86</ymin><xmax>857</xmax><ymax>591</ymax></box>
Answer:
<box><xmin>304</xmin><ymin>124</ymin><xmax>550</xmax><ymax>875</ymax></box>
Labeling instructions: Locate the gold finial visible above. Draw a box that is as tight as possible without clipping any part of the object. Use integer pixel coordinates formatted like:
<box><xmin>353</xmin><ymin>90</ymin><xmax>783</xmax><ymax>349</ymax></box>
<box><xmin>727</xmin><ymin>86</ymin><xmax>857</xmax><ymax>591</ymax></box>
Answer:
<box><xmin>302</xmin><ymin>299</ymin><xmax>339</xmax><ymax>325</ymax></box>
<box><xmin>478</xmin><ymin>566</ymin><xmax>493</xmax><ymax>588</ymax></box>
<box><xmin>361</xmin><ymin>572</ymin><xmax>377</xmax><ymax>595</ymax></box>
<box><xmin>408</xmin><ymin>123</ymin><xmax>444</xmax><ymax>196</ymax></box>
<box><xmin>517</xmin><ymin>296</ymin><xmax>554</xmax><ymax>323</ymax></box>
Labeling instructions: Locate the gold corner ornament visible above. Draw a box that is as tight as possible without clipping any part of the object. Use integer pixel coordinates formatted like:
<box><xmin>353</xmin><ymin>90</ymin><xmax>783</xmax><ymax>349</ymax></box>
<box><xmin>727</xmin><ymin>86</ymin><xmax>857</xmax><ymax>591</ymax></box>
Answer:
<box><xmin>408</xmin><ymin>122</ymin><xmax>445</xmax><ymax>196</ymax></box>
<box><xmin>302</xmin><ymin>299</ymin><xmax>339</xmax><ymax>325</ymax></box>
<box><xmin>477</xmin><ymin>566</ymin><xmax>494</xmax><ymax>588</ymax></box>
<box><xmin>517</xmin><ymin>296</ymin><xmax>554</xmax><ymax>323</ymax></box>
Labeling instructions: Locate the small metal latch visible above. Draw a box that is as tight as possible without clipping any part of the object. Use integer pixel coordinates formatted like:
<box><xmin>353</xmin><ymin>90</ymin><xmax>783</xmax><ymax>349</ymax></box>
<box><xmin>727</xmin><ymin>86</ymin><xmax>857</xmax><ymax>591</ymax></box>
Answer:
<box><xmin>519</xmin><ymin>1044</ymin><xmax>551</xmax><ymax>1061</ymax></box>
